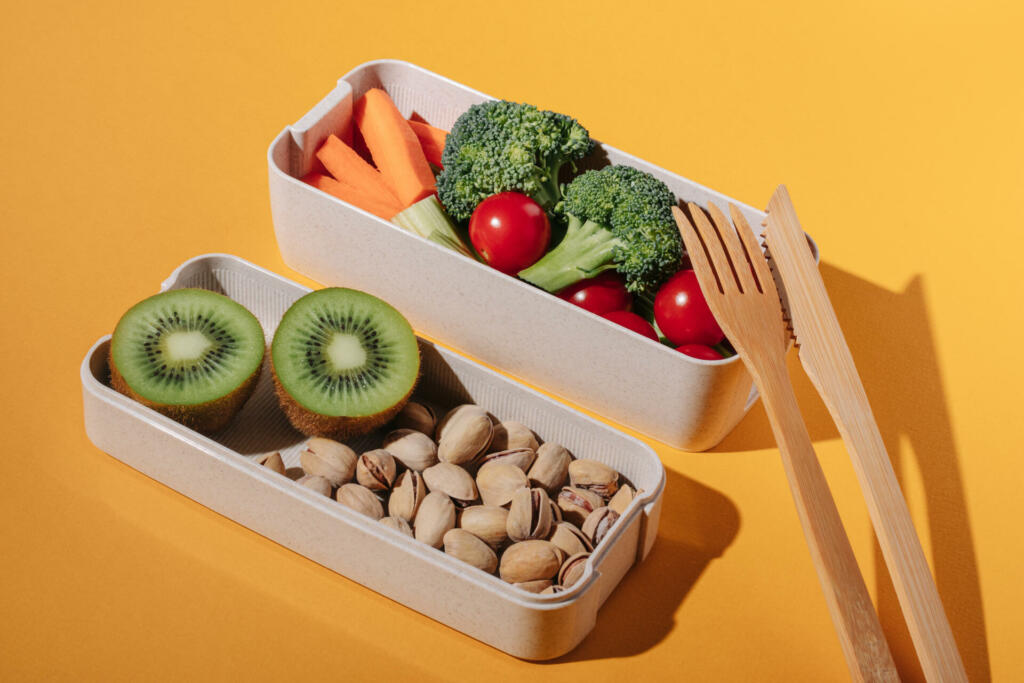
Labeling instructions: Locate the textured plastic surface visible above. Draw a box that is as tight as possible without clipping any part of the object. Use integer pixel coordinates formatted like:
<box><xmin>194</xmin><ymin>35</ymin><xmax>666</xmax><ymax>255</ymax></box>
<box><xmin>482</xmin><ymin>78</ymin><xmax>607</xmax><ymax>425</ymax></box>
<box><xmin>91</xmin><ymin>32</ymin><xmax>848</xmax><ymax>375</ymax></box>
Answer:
<box><xmin>267</xmin><ymin>59</ymin><xmax>817</xmax><ymax>451</ymax></box>
<box><xmin>80</xmin><ymin>254</ymin><xmax>665</xmax><ymax>660</ymax></box>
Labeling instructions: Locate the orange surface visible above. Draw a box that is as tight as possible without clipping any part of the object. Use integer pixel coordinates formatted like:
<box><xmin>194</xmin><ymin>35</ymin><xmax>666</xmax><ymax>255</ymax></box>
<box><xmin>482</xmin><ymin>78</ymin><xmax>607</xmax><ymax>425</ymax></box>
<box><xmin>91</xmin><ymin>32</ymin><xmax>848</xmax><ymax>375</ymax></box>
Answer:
<box><xmin>2</xmin><ymin>1</ymin><xmax>1022</xmax><ymax>680</ymax></box>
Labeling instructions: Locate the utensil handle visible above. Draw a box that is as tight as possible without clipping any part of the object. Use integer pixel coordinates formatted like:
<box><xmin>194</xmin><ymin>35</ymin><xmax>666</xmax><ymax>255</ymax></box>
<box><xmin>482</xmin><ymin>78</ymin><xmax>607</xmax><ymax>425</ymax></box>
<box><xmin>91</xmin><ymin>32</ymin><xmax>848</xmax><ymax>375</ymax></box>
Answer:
<box><xmin>755</xmin><ymin>361</ymin><xmax>898</xmax><ymax>682</ymax></box>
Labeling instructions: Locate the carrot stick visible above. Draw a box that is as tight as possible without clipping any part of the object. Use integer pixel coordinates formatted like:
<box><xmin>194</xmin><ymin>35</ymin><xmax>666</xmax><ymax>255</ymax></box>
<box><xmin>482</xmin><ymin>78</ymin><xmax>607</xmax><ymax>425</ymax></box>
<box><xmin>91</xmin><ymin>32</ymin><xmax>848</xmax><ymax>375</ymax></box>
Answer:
<box><xmin>353</xmin><ymin>88</ymin><xmax>436</xmax><ymax>207</ymax></box>
<box><xmin>301</xmin><ymin>172</ymin><xmax>403</xmax><ymax>220</ymax></box>
<box><xmin>407</xmin><ymin>120</ymin><xmax>447</xmax><ymax>168</ymax></box>
<box><xmin>315</xmin><ymin>134</ymin><xmax>400</xmax><ymax>207</ymax></box>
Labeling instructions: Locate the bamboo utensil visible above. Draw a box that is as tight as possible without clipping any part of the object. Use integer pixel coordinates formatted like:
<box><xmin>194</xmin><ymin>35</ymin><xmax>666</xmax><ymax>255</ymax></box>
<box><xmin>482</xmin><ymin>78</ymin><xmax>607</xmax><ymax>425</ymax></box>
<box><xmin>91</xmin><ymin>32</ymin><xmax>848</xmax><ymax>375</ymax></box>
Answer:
<box><xmin>673</xmin><ymin>203</ymin><xmax>898</xmax><ymax>682</ymax></box>
<box><xmin>763</xmin><ymin>186</ymin><xmax>968</xmax><ymax>682</ymax></box>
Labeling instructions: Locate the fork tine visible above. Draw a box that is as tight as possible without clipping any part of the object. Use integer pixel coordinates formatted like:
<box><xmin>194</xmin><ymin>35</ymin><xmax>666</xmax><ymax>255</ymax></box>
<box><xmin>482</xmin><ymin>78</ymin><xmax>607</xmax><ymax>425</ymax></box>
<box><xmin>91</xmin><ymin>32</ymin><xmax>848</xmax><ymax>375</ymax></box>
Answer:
<box><xmin>707</xmin><ymin>202</ymin><xmax>759</xmax><ymax>295</ymax></box>
<box><xmin>685</xmin><ymin>202</ymin><xmax>739</xmax><ymax>293</ymax></box>
<box><xmin>672</xmin><ymin>206</ymin><xmax>722</xmax><ymax>295</ymax></box>
<box><xmin>729</xmin><ymin>204</ymin><xmax>779</xmax><ymax>300</ymax></box>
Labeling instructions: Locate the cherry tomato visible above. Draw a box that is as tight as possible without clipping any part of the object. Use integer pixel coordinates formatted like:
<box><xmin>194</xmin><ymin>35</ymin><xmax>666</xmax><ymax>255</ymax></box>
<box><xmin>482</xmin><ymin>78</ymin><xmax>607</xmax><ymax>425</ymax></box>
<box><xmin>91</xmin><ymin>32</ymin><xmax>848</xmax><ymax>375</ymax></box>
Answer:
<box><xmin>469</xmin><ymin>192</ymin><xmax>550</xmax><ymax>274</ymax></box>
<box><xmin>557</xmin><ymin>271</ymin><xmax>633</xmax><ymax>315</ymax></box>
<box><xmin>675</xmin><ymin>344</ymin><xmax>723</xmax><ymax>360</ymax></box>
<box><xmin>601</xmin><ymin>310</ymin><xmax>659</xmax><ymax>342</ymax></box>
<box><xmin>654</xmin><ymin>270</ymin><xmax>724</xmax><ymax>346</ymax></box>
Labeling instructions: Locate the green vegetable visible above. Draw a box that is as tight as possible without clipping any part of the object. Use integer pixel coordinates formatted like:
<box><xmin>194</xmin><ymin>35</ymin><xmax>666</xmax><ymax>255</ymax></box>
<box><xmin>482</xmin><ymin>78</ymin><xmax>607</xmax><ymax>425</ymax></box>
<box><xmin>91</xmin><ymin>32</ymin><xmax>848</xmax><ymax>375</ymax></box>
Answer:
<box><xmin>392</xmin><ymin>195</ymin><xmax>473</xmax><ymax>257</ymax></box>
<box><xmin>517</xmin><ymin>165</ymin><xmax>683</xmax><ymax>295</ymax></box>
<box><xmin>436</xmin><ymin>100</ymin><xmax>593</xmax><ymax>222</ymax></box>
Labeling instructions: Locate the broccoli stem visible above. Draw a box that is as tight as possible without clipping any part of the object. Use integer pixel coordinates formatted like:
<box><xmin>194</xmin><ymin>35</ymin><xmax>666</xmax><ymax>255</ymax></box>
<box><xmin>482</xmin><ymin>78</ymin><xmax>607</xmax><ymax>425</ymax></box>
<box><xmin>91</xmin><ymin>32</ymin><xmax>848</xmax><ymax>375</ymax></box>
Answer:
<box><xmin>517</xmin><ymin>214</ymin><xmax>620</xmax><ymax>292</ymax></box>
<box><xmin>392</xmin><ymin>195</ymin><xmax>473</xmax><ymax>258</ymax></box>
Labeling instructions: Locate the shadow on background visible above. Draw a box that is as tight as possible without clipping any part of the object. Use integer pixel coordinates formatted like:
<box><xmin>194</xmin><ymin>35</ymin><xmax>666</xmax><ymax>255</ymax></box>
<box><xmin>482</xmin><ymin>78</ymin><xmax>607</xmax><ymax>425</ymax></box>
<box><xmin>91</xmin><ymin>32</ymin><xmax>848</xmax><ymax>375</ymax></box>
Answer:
<box><xmin>550</xmin><ymin>469</ymin><xmax>740</xmax><ymax>662</ymax></box>
<box><xmin>711</xmin><ymin>262</ymin><xmax>989</xmax><ymax>682</ymax></box>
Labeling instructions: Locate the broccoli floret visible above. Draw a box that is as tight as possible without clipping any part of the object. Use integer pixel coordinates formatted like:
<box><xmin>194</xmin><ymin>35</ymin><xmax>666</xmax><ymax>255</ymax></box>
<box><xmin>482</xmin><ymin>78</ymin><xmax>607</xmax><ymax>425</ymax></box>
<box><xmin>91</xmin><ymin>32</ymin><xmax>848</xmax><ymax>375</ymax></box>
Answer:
<box><xmin>517</xmin><ymin>165</ymin><xmax>683</xmax><ymax>295</ymax></box>
<box><xmin>436</xmin><ymin>100</ymin><xmax>593</xmax><ymax>221</ymax></box>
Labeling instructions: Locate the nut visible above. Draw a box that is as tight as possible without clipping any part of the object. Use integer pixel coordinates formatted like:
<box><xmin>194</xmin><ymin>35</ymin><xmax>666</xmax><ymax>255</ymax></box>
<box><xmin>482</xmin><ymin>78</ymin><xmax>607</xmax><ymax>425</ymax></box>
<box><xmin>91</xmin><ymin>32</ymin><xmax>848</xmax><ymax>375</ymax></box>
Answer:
<box><xmin>556</xmin><ymin>486</ymin><xmax>604</xmax><ymax>526</ymax></box>
<box><xmin>488</xmin><ymin>421</ymin><xmax>539</xmax><ymax>453</ymax></box>
<box><xmin>548</xmin><ymin>521</ymin><xmax>593</xmax><ymax>557</ymax></box>
<box><xmin>608</xmin><ymin>484</ymin><xmax>635</xmax><ymax>515</ymax></box>
<box><xmin>476</xmin><ymin>462</ymin><xmax>528</xmax><ymax>507</ymax></box>
<box><xmin>513</xmin><ymin>579</ymin><xmax>553</xmax><ymax>594</ymax></box>
<box><xmin>499</xmin><ymin>540</ymin><xmax>563</xmax><ymax>583</ymax></box>
<box><xmin>256</xmin><ymin>452</ymin><xmax>285</xmax><ymax>475</ymax></box>
<box><xmin>336</xmin><ymin>483</ymin><xmax>384</xmax><ymax>520</ymax></box>
<box><xmin>443</xmin><ymin>528</ymin><xmax>498</xmax><ymax>573</ymax></box>
<box><xmin>568</xmin><ymin>459</ymin><xmax>619</xmax><ymax>499</ymax></box>
<box><xmin>458</xmin><ymin>505</ymin><xmax>509</xmax><ymax>549</ymax></box>
<box><xmin>392</xmin><ymin>401</ymin><xmax>438</xmax><ymax>438</ymax></box>
<box><xmin>528</xmin><ymin>443</ymin><xmax>572</xmax><ymax>495</ymax></box>
<box><xmin>414</xmin><ymin>491</ymin><xmax>456</xmax><ymax>548</ymax></box>
<box><xmin>388</xmin><ymin>470</ymin><xmax>426</xmax><ymax>522</ymax></box>
<box><xmin>382</xmin><ymin>429</ymin><xmax>438</xmax><ymax>472</ymax></box>
<box><xmin>581</xmin><ymin>506</ymin><xmax>620</xmax><ymax>547</ymax></box>
<box><xmin>300</xmin><ymin>437</ymin><xmax>357</xmax><ymax>487</ymax></box>
<box><xmin>507</xmin><ymin>487</ymin><xmax>553</xmax><ymax>542</ymax></box>
<box><xmin>557</xmin><ymin>552</ymin><xmax>590</xmax><ymax>588</ymax></box>
<box><xmin>473</xmin><ymin>448</ymin><xmax>536</xmax><ymax>472</ymax></box>
<box><xmin>297</xmin><ymin>474</ymin><xmax>332</xmax><ymax>497</ymax></box>
<box><xmin>378</xmin><ymin>516</ymin><xmax>413</xmax><ymax>537</ymax></box>
<box><xmin>423</xmin><ymin>462</ymin><xmax>478</xmax><ymax>506</ymax></box>
<box><xmin>437</xmin><ymin>405</ymin><xmax>493</xmax><ymax>465</ymax></box>
<box><xmin>356</xmin><ymin>449</ymin><xmax>398</xmax><ymax>491</ymax></box>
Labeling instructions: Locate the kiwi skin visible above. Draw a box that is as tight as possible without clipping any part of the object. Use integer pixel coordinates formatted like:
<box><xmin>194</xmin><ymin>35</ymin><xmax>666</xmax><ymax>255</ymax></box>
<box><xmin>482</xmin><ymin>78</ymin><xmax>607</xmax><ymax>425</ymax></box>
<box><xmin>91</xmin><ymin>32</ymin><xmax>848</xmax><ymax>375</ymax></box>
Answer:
<box><xmin>270</xmin><ymin>355</ymin><xmax>417</xmax><ymax>440</ymax></box>
<box><xmin>109</xmin><ymin>351</ymin><xmax>262</xmax><ymax>434</ymax></box>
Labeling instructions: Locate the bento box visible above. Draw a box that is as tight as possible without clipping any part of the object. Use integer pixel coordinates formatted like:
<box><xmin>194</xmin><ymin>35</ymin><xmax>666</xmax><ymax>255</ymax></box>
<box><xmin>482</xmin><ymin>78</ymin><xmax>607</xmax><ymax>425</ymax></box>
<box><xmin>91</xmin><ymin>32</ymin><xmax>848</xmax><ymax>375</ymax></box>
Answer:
<box><xmin>268</xmin><ymin>59</ymin><xmax>816</xmax><ymax>451</ymax></box>
<box><xmin>79</xmin><ymin>253</ymin><xmax>665</xmax><ymax>660</ymax></box>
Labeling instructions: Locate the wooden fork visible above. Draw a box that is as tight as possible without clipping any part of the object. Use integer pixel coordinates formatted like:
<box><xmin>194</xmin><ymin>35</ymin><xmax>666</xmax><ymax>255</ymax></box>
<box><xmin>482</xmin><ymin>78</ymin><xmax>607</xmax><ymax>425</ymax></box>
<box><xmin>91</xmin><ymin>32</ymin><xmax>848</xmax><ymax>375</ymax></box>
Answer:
<box><xmin>673</xmin><ymin>202</ymin><xmax>898</xmax><ymax>682</ymax></box>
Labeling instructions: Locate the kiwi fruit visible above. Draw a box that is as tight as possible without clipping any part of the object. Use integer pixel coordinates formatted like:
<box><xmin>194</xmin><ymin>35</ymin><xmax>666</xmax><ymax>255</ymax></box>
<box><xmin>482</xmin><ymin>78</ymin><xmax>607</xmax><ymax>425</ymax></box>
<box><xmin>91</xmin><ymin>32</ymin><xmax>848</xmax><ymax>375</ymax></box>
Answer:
<box><xmin>109</xmin><ymin>288</ymin><xmax>265</xmax><ymax>433</ymax></box>
<box><xmin>271</xmin><ymin>288</ymin><xmax>420</xmax><ymax>439</ymax></box>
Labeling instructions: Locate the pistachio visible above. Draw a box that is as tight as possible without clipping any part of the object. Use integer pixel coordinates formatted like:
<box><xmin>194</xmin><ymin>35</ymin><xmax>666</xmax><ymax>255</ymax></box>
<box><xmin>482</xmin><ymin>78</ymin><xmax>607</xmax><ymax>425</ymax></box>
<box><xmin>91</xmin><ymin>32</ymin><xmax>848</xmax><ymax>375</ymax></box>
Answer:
<box><xmin>300</xmin><ymin>437</ymin><xmax>357</xmax><ymax>487</ymax></box>
<box><xmin>548</xmin><ymin>521</ymin><xmax>593</xmax><ymax>557</ymax></box>
<box><xmin>507</xmin><ymin>487</ymin><xmax>553</xmax><ymax>542</ymax></box>
<box><xmin>379</xmin><ymin>516</ymin><xmax>414</xmax><ymax>537</ymax></box>
<box><xmin>382</xmin><ymin>429</ymin><xmax>438</xmax><ymax>472</ymax></box>
<box><xmin>528</xmin><ymin>443</ymin><xmax>572</xmax><ymax>495</ymax></box>
<box><xmin>476</xmin><ymin>461</ymin><xmax>528</xmax><ymax>507</ymax></box>
<box><xmin>443</xmin><ymin>528</ymin><xmax>498</xmax><ymax>573</ymax></box>
<box><xmin>414</xmin><ymin>491</ymin><xmax>456</xmax><ymax>548</ymax></box>
<box><xmin>568</xmin><ymin>459</ymin><xmax>619</xmax><ymax>499</ymax></box>
<box><xmin>437</xmin><ymin>405</ymin><xmax>493</xmax><ymax>465</ymax></box>
<box><xmin>256</xmin><ymin>451</ymin><xmax>285</xmax><ymax>475</ymax></box>
<box><xmin>336</xmin><ymin>483</ymin><xmax>384</xmax><ymax>520</ymax></box>
<box><xmin>356</xmin><ymin>449</ymin><xmax>398</xmax><ymax>491</ymax></box>
<box><xmin>581</xmin><ymin>506</ymin><xmax>620</xmax><ymax>547</ymax></box>
<box><xmin>608</xmin><ymin>484</ymin><xmax>635</xmax><ymax>515</ymax></box>
<box><xmin>540</xmin><ymin>584</ymin><xmax>566</xmax><ymax>595</ymax></box>
<box><xmin>488</xmin><ymin>421</ymin><xmax>539</xmax><ymax>453</ymax></box>
<box><xmin>458</xmin><ymin>505</ymin><xmax>509</xmax><ymax>549</ymax></box>
<box><xmin>388</xmin><ymin>470</ymin><xmax>426</xmax><ymax>522</ymax></box>
<box><xmin>392</xmin><ymin>401</ymin><xmax>438</xmax><ymax>438</ymax></box>
<box><xmin>499</xmin><ymin>540</ymin><xmax>563</xmax><ymax>583</ymax></box>
<box><xmin>297</xmin><ymin>474</ymin><xmax>332</xmax><ymax>497</ymax></box>
<box><xmin>556</xmin><ymin>486</ymin><xmax>603</xmax><ymax>526</ymax></box>
<box><xmin>473</xmin><ymin>448</ymin><xmax>536</xmax><ymax>472</ymax></box>
<box><xmin>423</xmin><ymin>462</ymin><xmax>478</xmax><ymax>506</ymax></box>
<box><xmin>558</xmin><ymin>552</ymin><xmax>590</xmax><ymax>588</ymax></box>
<box><xmin>513</xmin><ymin>579</ymin><xmax>553</xmax><ymax>594</ymax></box>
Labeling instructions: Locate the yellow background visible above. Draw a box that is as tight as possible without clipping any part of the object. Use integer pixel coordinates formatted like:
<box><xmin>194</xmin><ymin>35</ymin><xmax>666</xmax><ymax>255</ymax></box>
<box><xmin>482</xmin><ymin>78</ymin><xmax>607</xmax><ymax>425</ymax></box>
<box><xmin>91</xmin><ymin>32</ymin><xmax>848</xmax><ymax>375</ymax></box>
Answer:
<box><xmin>2</xmin><ymin>0</ymin><xmax>1022</xmax><ymax>680</ymax></box>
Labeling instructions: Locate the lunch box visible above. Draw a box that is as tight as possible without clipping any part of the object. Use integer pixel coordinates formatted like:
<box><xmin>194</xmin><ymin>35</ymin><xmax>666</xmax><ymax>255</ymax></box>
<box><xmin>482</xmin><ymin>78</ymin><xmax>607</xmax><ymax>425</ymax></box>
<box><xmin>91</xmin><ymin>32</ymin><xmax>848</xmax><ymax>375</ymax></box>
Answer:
<box><xmin>80</xmin><ymin>253</ymin><xmax>665</xmax><ymax>660</ymax></box>
<box><xmin>267</xmin><ymin>59</ymin><xmax>815</xmax><ymax>451</ymax></box>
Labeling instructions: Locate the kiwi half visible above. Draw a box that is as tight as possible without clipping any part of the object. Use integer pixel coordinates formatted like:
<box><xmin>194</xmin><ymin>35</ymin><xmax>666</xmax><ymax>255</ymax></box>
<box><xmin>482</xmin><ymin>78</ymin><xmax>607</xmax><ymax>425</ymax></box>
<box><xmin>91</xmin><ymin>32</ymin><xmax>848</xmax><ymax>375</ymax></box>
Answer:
<box><xmin>271</xmin><ymin>288</ymin><xmax>420</xmax><ymax>439</ymax></box>
<box><xmin>109</xmin><ymin>288</ymin><xmax>265</xmax><ymax>433</ymax></box>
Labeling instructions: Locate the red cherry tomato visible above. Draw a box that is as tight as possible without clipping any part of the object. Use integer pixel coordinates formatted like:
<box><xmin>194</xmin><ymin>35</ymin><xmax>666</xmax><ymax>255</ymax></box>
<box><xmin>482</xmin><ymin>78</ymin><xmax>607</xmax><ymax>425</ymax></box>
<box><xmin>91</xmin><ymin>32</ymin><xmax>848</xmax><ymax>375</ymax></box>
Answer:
<box><xmin>654</xmin><ymin>270</ymin><xmax>724</xmax><ymax>346</ymax></box>
<box><xmin>675</xmin><ymin>344</ymin><xmax>723</xmax><ymax>360</ymax></box>
<box><xmin>469</xmin><ymin>192</ymin><xmax>550</xmax><ymax>274</ymax></box>
<box><xmin>601</xmin><ymin>310</ymin><xmax>659</xmax><ymax>342</ymax></box>
<box><xmin>557</xmin><ymin>271</ymin><xmax>633</xmax><ymax>315</ymax></box>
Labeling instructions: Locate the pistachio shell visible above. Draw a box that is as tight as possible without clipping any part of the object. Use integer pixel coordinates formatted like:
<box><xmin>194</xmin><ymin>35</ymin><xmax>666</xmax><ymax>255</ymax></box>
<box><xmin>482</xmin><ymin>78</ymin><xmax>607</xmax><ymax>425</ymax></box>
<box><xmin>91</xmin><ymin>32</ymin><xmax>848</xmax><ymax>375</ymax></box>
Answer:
<box><xmin>336</xmin><ymin>483</ymin><xmax>384</xmax><ymax>520</ymax></box>
<box><xmin>556</xmin><ymin>486</ymin><xmax>604</xmax><ymax>527</ymax></box>
<box><xmin>568</xmin><ymin>459</ymin><xmax>619</xmax><ymax>499</ymax></box>
<box><xmin>558</xmin><ymin>552</ymin><xmax>590</xmax><ymax>587</ymax></box>
<box><xmin>392</xmin><ymin>401</ymin><xmax>438</xmax><ymax>438</ymax></box>
<box><xmin>356</xmin><ymin>449</ymin><xmax>398</xmax><ymax>491</ymax></box>
<box><xmin>437</xmin><ymin>405</ymin><xmax>493</xmax><ymax>465</ymax></box>
<box><xmin>488</xmin><ymin>421</ymin><xmax>539</xmax><ymax>453</ymax></box>
<box><xmin>388</xmin><ymin>470</ymin><xmax>426</xmax><ymax>522</ymax></box>
<box><xmin>528</xmin><ymin>443</ymin><xmax>572</xmax><ymax>495</ymax></box>
<box><xmin>608</xmin><ymin>484</ymin><xmax>635</xmax><ymax>515</ymax></box>
<box><xmin>581</xmin><ymin>506</ymin><xmax>620</xmax><ymax>547</ymax></box>
<box><xmin>297</xmin><ymin>474</ymin><xmax>332</xmax><ymax>497</ymax></box>
<box><xmin>473</xmin><ymin>448</ymin><xmax>536</xmax><ymax>472</ymax></box>
<box><xmin>414</xmin><ymin>491</ymin><xmax>456</xmax><ymax>548</ymax></box>
<box><xmin>423</xmin><ymin>462</ymin><xmax>478</xmax><ymax>505</ymax></box>
<box><xmin>382</xmin><ymin>429</ymin><xmax>438</xmax><ymax>472</ymax></box>
<box><xmin>499</xmin><ymin>540</ymin><xmax>563</xmax><ymax>583</ymax></box>
<box><xmin>378</xmin><ymin>516</ymin><xmax>414</xmax><ymax>537</ymax></box>
<box><xmin>514</xmin><ymin>579</ymin><xmax>553</xmax><ymax>594</ymax></box>
<box><xmin>256</xmin><ymin>452</ymin><xmax>286</xmax><ymax>475</ymax></box>
<box><xmin>300</xmin><ymin>437</ymin><xmax>357</xmax><ymax>487</ymax></box>
<box><xmin>458</xmin><ymin>505</ymin><xmax>509</xmax><ymax>549</ymax></box>
<box><xmin>443</xmin><ymin>528</ymin><xmax>498</xmax><ymax>573</ymax></box>
<box><xmin>548</xmin><ymin>521</ymin><xmax>593</xmax><ymax>557</ymax></box>
<box><xmin>476</xmin><ymin>462</ymin><xmax>528</xmax><ymax>507</ymax></box>
<box><xmin>507</xmin><ymin>487</ymin><xmax>553</xmax><ymax>542</ymax></box>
